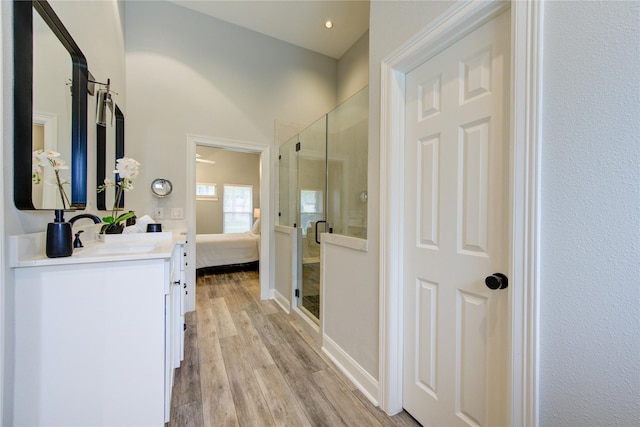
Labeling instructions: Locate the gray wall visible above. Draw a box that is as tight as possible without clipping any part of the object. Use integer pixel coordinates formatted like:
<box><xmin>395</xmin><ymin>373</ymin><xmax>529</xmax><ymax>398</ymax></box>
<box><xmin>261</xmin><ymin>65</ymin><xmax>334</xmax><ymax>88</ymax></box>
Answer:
<box><xmin>337</xmin><ymin>31</ymin><xmax>369</xmax><ymax>104</ymax></box>
<box><xmin>124</xmin><ymin>0</ymin><xmax>338</xmax><ymax>220</ymax></box>
<box><xmin>196</xmin><ymin>147</ymin><xmax>260</xmax><ymax>234</ymax></box>
<box><xmin>3</xmin><ymin>2</ymin><xmax>636</xmax><ymax>425</ymax></box>
<box><xmin>539</xmin><ymin>1</ymin><xmax>639</xmax><ymax>424</ymax></box>
<box><xmin>322</xmin><ymin>0</ymin><xmax>455</xmax><ymax>389</ymax></box>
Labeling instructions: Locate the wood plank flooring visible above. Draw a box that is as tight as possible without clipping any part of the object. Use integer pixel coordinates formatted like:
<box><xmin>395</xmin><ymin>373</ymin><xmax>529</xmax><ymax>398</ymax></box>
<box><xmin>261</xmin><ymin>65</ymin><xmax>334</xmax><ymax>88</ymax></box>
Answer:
<box><xmin>168</xmin><ymin>270</ymin><xmax>421</xmax><ymax>427</ymax></box>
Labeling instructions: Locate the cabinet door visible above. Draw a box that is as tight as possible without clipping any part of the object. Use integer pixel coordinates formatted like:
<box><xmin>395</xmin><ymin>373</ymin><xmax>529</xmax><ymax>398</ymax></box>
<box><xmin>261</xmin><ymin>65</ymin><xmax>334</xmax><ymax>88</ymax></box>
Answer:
<box><xmin>15</xmin><ymin>261</ymin><xmax>167</xmax><ymax>426</ymax></box>
<box><xmin>164</xmin><ymin>292</ymin><xmax>173</xmax><ymax>423</ymax></box>
<box><xmin>172</xmin><ymin>280</ymin><xmax>182</xmax><ymax>368</ymax></box>
<box><xmin>179</xmin><ymin>244</ymin><xmax>187</xmax><ymax>361</ymax></box>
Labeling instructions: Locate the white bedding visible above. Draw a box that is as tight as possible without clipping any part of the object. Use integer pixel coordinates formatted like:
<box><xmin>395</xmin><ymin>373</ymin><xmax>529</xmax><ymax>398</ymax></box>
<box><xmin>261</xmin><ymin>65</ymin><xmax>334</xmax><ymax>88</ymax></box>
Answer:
<box><xmin>195</xmin><ymin>232</ymin><xmax>260</xmax><ymax>269</ymax></box>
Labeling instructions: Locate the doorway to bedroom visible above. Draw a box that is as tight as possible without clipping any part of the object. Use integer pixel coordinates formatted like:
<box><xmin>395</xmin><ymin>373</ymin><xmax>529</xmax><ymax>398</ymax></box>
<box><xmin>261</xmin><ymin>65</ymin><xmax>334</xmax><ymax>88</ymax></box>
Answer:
<box><xmin>194</xmin><ymin>146</ymin><xmax>261</xmax><ymax>275</ymax></box>
<box><xmin>186</xmin><ymin>136</ymin><xmax>272</xmax><ymax>306</ymax></box>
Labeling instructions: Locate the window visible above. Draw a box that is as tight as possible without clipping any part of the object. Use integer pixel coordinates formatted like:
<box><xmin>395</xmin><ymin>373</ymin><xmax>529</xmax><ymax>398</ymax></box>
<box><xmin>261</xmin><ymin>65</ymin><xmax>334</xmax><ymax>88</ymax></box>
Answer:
<box><xmin>196</xmin><ymin>183</ymin><xmax>217</xmax><ymax>200</ymax></box>
<box><xmin>300</xmin><ymin>189</ymin><xmax>323</xmax><ymax>236</ymax></box>
<box><xmin>223</xmin><ymin>184</ymin><xmax>253</xmax><ymax>233</ymax></box>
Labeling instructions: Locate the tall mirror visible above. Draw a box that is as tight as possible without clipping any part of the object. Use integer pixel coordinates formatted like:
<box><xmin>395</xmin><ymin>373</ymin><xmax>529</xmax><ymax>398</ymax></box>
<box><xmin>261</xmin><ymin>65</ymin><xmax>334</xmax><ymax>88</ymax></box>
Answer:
<box><xmin>14</xmin><ymin>0</ymin><xmax>88</xmax><ymax>210</ymax></box>
<box><xmin>97</xmin><ymin>105</ymin><xmax>125</xmax><ymax>211</ymax></box>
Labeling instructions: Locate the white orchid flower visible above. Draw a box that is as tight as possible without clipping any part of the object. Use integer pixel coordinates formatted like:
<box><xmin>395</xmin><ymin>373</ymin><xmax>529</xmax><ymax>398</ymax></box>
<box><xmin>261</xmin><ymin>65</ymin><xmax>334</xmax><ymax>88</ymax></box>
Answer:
<box><xmin>51</xmin><ymin>159</ymin><xmax>69</xmax><ymax>171</ymax></box>
<box><xmin>32</xmin><ymin>149</ymin><xmax>69</xmax><ymax>208</ymax></box>
<box><xmin>114</xmin><ymin>157</ymin><xmax>141</xmax><ymax>180</ymax></box>
<box><xmin>43</xmin><ymin>150</ymin><xmax>60</xmax><ymax>158</ymax></box>
<box><xmin>98</xmin><ymin>157</ymin><xmax>141</xmax><ymax>231</ymax></box>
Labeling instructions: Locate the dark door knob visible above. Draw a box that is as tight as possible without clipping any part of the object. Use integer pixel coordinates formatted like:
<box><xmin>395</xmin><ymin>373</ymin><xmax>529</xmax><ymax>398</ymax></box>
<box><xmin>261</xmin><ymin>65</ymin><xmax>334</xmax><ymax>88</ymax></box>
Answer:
<box><xmin>485</xmin><ymin>273</ymin><xmax>508</xmax><ymax>290</ymax></box>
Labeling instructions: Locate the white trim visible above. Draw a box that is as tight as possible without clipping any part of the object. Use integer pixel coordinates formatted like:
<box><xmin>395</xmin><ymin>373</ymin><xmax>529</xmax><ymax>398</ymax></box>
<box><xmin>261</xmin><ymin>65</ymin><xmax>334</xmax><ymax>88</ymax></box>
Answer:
<box><xmin>33</xmin><ymin>112</ymin><xmax>58</xmax><ymax>152</ymax></box>
<box><xmin>509</xmin><ymin>2</ymin><xmax>543</xmax><ymax>425</ymax></box>
<box><xmin>274</xmin><ymin>224</ymin><xmax>297</xmax><ymax>315</ymax></box>
<box><xmin>322</xmin><ymin>334</ymin><xmax>379</xmax><ymax>406</ymax></box>
<box><xmin>187</xmin><ymin>135</ymin><xmax>274</xmax><ymax>306</ymax></box>
<box><xmin>0</xmin><ymin>3</ymin><xmax>5</xmax><ymax>422</ymax></box>
<box><xmin>291</xmin><ymin>306</ymin><xmax>320</xmax><ymax>336</ymax></box>
<box><xmin>379</xmin><ymin>1</ymin><xmax>542</xmax><ymax>424</ymax></box>
<box><xmin>273</xmin><ymin>289</ymin><xmax>290</xmax><ymax>314</ymax></box>
<box><xmin>323</xmin><ymin>233</ymin><xmax>368</xmax><ymax>252</ymax></box>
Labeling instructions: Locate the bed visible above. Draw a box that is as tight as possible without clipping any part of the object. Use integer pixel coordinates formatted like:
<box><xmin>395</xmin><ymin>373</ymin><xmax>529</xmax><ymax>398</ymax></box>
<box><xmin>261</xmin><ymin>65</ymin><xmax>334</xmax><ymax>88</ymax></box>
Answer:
<box><xmin>195</xmin><ymin>231</ymin><xmax>260</xmax><ymax>272</ymax></box>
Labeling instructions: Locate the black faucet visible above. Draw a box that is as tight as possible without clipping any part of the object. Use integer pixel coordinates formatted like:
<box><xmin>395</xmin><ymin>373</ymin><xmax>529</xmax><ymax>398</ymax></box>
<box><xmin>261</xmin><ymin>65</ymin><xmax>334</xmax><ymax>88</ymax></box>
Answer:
<box><xmin>68</xmin><ymin>214</ymin><xmax>102</xmax><ymax>248</ymax></box>
<box><xmin>68</xmin><ymin>213</ymin><xmax>101</xmax><ymax>225</ymax></box>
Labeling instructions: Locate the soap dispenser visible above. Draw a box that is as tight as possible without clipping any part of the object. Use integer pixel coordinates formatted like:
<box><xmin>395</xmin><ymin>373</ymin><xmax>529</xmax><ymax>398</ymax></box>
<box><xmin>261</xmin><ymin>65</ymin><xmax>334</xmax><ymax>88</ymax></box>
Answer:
<box><xmin>46</xmin><ymin>209</ymin><xmax>73</xmax><ymax>258</ymax></box>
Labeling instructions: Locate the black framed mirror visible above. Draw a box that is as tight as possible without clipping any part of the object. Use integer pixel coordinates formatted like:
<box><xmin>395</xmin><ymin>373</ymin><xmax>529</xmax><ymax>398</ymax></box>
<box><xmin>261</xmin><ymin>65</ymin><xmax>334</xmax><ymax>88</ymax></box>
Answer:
<box><xmin>14</xmin><ymin>0</ymin><xmax>88</xmax><ymax>210</ymax></box>
<box><xmin>97</xmin><ymin>105</ymin><xmax>124</xmax><ymax>211</ymax></box>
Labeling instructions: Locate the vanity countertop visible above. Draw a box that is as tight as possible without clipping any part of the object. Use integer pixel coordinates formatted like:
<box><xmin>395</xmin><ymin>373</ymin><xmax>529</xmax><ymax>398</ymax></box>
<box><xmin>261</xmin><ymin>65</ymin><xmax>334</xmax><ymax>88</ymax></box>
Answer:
<box><xmin>10</xmin><ymin>229</ymin><xmax>187</xmax><ymax>268</ymax></box>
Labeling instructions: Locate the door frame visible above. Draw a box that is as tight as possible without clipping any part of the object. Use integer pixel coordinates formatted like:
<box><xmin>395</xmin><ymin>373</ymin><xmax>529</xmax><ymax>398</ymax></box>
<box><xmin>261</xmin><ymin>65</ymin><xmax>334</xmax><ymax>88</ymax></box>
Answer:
<box><xmin>186</xmin><ymin>135</ymin><xmax>273</xmax><ymax>303</ymax></box>
<box><xmin>378</xmin><ymin>1</ymin><xmax>543</xmax><ymax>426</ymax></box>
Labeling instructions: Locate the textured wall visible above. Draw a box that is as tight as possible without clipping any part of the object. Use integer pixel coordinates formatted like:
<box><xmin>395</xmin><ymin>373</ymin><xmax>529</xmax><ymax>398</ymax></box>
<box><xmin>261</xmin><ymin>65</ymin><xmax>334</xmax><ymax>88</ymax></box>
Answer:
<box><xmin>539</xmin><ymin>1</ymin><xmax>640</xmax><ymax>425</ymax></box>
<box><xmin>367</xmin><ymin>1</ymin><xmax>640</xmax><ymax>423</ymax></box>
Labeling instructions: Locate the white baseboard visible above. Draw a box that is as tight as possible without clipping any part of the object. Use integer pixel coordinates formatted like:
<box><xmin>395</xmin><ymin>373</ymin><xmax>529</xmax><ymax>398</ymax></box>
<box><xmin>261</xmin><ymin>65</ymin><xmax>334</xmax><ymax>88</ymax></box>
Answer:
<box><xmin>273</xmin><ymin>289</ymin><xmax>290</xmax><ymax>314</ymax></box>
<box><xmin>322</xmin><ymin>334</ymin><xmax>379</xmax><ymax>406</ymax></box>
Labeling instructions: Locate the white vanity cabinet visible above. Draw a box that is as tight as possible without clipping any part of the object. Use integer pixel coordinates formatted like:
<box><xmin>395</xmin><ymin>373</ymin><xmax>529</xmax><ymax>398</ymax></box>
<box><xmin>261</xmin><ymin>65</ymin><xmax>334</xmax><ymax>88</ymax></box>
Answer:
<box><xmin>172</xmin><ymin>242</ymin><xmax>187</xmax><ymax>364</ymax></box>
<box><xmin>12</xmin><ymin>237</ymin><xmax>185</xmax><ymax>426</ymax></box>
<box><xmin>166</xmin><ymin>242</ymin><xmax>187</xmax><ymax>420</ymax></box>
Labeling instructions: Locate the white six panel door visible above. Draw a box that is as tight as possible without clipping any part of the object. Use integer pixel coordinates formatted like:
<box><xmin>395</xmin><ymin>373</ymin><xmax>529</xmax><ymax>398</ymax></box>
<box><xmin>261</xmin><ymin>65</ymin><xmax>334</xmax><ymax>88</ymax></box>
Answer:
<box><xmin>403</xmin><ymin>11</ymin><xmax>510</xmax><ymax>427</ymax></box>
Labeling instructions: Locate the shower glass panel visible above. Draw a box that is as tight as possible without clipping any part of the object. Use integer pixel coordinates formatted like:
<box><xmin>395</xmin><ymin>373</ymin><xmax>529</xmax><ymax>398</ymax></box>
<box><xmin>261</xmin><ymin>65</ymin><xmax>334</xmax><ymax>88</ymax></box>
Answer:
<box><xmin>277</xmin><ymin>86</ymin><xmax>369</xmax><ymax>325</ymax></box>
<box><xmin>296</xmin><ymin>115</ymin><xmax>327</xmax><ymax>322</ymax></box>
<box><xmin>278</xmin><ymin>135</ymin><xmax>298</xmax><ymax>227</ymax></box>
<box><xmin>327</xmin><ymin>87</ymin><xmax>369</xmax><ymax>238</ymax></box>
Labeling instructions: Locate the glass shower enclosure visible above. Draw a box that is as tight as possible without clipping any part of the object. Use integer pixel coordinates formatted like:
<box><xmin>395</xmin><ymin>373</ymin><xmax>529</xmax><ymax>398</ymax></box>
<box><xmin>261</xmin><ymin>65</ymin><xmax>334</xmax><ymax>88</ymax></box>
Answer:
<box><xmin>278</xmin><ymin>87</ymin><xmax>368</xmax><ymax>323</ymax></box>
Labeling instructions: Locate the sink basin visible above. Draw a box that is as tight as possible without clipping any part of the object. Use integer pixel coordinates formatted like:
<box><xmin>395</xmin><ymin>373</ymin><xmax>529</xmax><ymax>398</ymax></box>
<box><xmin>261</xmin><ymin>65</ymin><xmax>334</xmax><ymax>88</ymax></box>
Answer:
<box><xmin>76</xmin><ymin>242</ymin><xmax>158</xmax><ymax>257</ymax></box>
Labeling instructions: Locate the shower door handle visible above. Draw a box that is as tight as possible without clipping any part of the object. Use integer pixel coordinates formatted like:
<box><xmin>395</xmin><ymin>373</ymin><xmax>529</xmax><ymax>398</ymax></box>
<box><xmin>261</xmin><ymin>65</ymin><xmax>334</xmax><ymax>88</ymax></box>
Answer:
<box><xmin>315</xmin><ymin>220</ymin><xmax>327</xmax><ymax>244</ymax></box>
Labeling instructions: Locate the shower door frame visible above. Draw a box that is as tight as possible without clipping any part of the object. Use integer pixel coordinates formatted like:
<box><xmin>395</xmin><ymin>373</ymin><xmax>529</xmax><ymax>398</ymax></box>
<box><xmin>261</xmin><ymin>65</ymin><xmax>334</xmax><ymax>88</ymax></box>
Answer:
<box><xmin>294</xmin><ymin>115</ymin><xmax>329</xmax><ymax>326</ymax></box>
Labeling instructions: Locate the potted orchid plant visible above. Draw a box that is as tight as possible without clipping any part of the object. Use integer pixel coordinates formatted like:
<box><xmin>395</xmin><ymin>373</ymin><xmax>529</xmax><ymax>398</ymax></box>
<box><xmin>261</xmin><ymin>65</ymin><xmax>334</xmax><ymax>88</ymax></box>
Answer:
<box><xmin>97</xmin><ymin>157</ymin><xmax>140</xmax><ymax>234</ymax></box>
<box><xmin>32</xmin><ymin>149</ymin><xmax>71</xmax><ymax>209</ymax></box>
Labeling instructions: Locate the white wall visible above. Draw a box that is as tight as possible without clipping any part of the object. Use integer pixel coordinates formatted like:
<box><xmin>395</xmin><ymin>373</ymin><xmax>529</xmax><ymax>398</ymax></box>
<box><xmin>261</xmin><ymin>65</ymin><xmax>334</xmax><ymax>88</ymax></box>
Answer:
<box><xmin>319</xmin><ymin>0</ymin><xmax>453</xmax><ymax>394</ymax></box>
<box><xmin>337</xmin><ymin>31</ymin><xmax>369</xmax><ymax>104</ymax></box>
<box><xmin>124</xmin><ymin>1</ymin><xmax>338</xmax><ymax>221</ymax></box>
<box><xmin>293</xmin><ymin>24</ymin><xmax>374</xmax><ymax>385</ymax></box>
<box><xmin>274</xmin><ymin>226</ymin><xmax>296</xmax><ymax>313</ymax></box>
<box><xmin>367</xmin><ymin>0</ymin><xmax>639</xmax><ymax>424</ymax></box>
<box><xmin>323</xmin><ymin>238</ymin><xmax>378</xmax><ymax>379</ymax></box>
<box><xmin>539</xmin><ymin>1</ymin><xmax>640</xmax><ymax>424</ymax></box>
<box><xmin>2</xmin><ymin>1</ymin><xmax>127</xmax><ymax>424</ymax></box>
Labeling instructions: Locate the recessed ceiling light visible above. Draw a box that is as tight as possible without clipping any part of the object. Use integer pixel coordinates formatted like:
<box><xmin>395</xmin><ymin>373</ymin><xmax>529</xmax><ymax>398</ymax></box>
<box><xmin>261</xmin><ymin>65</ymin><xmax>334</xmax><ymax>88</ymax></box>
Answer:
<box><xmin>324</xmin><ymin>20</ymin><xmax>334</xmax><ymax>29</ymax></box>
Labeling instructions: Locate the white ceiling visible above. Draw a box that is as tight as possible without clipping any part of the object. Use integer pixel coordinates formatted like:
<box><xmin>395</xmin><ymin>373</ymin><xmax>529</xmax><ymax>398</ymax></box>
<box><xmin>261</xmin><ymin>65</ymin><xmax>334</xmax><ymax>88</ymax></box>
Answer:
<box><xmin>166</xmin><ymin>0</ymin><xmax>370</xmax><ymax>59</ymax></box>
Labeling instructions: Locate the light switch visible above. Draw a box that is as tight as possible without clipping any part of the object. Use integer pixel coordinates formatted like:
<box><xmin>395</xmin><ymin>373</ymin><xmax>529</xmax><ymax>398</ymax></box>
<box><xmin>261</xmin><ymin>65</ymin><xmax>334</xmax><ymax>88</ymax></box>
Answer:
<box><xmin>171</xmin><ymin>207</ymin><xmax>184</xmax><ymax>219</ymax></box>
<box><xmin>154</xmin><ymin>207</ymin><xmax>164</xmax><ymax>219</ymax></box>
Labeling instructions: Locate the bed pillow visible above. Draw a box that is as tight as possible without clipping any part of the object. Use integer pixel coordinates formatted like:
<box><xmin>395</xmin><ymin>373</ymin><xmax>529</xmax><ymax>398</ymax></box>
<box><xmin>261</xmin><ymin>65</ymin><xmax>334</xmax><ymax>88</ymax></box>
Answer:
<box><xmin>251</xmin><ymin>218</ymin><xmax>261</xmax><ymax>234</ymax></box>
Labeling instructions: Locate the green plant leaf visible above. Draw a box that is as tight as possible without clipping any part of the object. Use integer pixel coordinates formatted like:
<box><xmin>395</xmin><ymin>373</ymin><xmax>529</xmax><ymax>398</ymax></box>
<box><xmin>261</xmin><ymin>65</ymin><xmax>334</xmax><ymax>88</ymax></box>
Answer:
<box><xmin>102</xmin><ymin>216</ymin><xmax>115</xmax><ymax>224</ymax></box>
<box><xmin>114</xmin><ymin>211</ymin><xmax>136</xmax><ymax>224</ymax></box>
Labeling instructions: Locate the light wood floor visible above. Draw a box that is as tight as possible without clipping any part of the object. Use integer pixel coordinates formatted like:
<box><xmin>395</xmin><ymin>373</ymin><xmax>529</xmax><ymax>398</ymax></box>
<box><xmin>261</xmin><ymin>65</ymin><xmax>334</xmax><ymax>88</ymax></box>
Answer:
<box><xmin>168</xmin><ymin>270</ymin><xmax>421</xmax><ymax>427</ymax></box>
